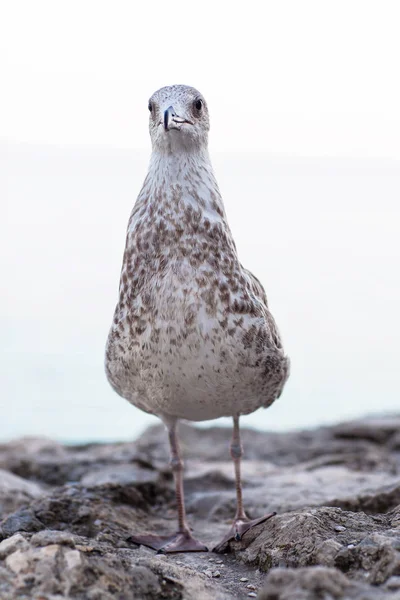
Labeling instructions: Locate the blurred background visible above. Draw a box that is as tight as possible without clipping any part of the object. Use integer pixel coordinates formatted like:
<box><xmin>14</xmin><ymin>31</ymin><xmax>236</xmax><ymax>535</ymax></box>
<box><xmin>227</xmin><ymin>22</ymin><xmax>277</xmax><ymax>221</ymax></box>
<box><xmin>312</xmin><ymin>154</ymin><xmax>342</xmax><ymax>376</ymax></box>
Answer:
<box><xmin>1</xmin><ymin>1</ymin><xmax>399</xmax><ymax>442</ymax></box>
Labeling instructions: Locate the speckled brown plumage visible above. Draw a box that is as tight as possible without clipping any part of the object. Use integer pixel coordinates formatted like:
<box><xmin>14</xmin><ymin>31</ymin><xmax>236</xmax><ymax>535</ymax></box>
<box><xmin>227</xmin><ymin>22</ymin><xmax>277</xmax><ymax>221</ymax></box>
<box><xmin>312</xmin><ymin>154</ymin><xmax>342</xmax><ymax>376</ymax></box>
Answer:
<box><xmin>105</xmin><ymin>84</ymin><xmax>289</xmax><ymax>424</ymax></box>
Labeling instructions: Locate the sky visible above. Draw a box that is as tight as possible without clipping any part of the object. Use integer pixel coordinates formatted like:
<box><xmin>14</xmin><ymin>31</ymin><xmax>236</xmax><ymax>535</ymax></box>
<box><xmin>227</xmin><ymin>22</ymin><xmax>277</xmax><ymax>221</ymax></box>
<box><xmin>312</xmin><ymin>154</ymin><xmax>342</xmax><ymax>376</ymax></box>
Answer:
<box><xmin>1</xmin><ymin>0</ymin><xmax>400</xmax><ymax>157</ymax></box>
<box><xmin>1</xmin><ymin>1</ymin><xmax>400</xmax><ymax>441</ymax></box>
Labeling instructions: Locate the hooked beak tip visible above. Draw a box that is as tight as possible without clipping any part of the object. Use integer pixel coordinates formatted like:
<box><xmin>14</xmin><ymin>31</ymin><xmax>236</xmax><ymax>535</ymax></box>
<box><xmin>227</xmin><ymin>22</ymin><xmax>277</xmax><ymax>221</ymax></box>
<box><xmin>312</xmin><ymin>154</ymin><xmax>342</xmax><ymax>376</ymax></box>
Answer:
<box><xmin>164</xmin><ymin>106</ymin><xmax>174</xmax><ymax>131</ymax></box>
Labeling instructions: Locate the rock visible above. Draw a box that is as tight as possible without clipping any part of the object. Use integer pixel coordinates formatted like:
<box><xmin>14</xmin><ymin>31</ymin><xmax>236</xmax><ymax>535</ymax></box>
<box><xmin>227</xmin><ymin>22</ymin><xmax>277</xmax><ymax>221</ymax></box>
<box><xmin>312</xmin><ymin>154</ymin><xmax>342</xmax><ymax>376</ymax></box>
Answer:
<box><xmin>385</xmin><ymin>576</ymin><xmax>400</xmax><ymax>590</ymax></box>
<box><xmin>81</xmin><ymin>464</ymin><xmax>158</xmax><ymax>487</ymax></box>
<box><xmin>312</xmin><ymin>538</ymin><xmax>343</xmax><ymax>567</ymax></box>
<box><xmin>0</xmin><ymin>469</ymin><xmax>44</xmax><ymax>520</ymax></box>
<box><xmin>0</xmin><ymin>508</ymin><xmax>45</xmax><ymax>539</ymax></box>
<box><xmin>0</xmin><ymin>415</ymin><xmax>399</xmax><ymax>599</ymax></box>
<box><xmin>0</xmin><ymin>436</ymin><xmax>149</xmax><ymax>487</ymax></box>
<box><xmin>227</xmin><ymin>505</ymin><xmax>400</xmax><ymax>588</ymax></box>
<box><xmin>5</xmin><ymin>548</ymin><xmax>30</xmax><ymax>574</ymax></box>
<box><xmin>31</xmin><ymin>529</ymin><xmax>76</xmax><ymax>547</ymax></box>
<box><xmin>258</xmin><ymin>567</ymin><xmax>375</xmax><ymax>600</ymax></box>
<box><xmin>332</xmin><ymin>416</ymin><xmax>400</xmax><ymax>445</ymax></box>
<box><xmin>0</xmin><ymin>533</ymin><xmax>29</xmax><ymax>559</ymax></box>
<box><xmin>129</xmin><ymin>565</ymin><xmax>162</xmax><ymax>596</ymax></box>
<box><xmin>64</xmin><ymin>548</ymin><xmax>82</xmax><ymax>569</ymax></box>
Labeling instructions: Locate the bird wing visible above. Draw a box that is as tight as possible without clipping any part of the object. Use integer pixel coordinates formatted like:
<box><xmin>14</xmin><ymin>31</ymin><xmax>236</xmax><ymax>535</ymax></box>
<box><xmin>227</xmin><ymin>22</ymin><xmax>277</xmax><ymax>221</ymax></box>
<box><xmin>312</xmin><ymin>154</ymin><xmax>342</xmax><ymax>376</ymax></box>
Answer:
<box><xmin>241</xmin><ymin>265</ymin><xmax>269</xmax><ymax>307</ymax></box>
<box><xmin>241</xmin><ymin>265</ymin><xmax>284</xmax><ymax>350</ymax></box>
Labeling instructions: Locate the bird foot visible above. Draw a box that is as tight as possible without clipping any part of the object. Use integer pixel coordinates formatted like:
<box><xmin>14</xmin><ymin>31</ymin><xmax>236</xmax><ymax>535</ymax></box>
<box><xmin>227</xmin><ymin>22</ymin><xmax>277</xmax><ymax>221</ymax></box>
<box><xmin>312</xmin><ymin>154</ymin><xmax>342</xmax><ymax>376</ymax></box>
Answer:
<box><xmin>128</xmin><ymin>531</ymin><xmax>208</xmax><ymax>554</ymax></box>
<box><xmin>213</xmin><ymin>512</ymin><xmax>276</xmax><ymax>553</ymax></box>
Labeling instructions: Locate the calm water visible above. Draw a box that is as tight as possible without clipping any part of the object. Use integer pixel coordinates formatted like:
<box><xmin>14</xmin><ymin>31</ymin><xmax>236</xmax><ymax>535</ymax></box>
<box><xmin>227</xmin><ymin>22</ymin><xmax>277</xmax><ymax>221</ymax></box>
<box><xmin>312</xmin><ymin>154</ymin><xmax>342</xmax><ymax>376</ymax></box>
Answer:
<box><xmin>2</xmin><ymin>144</ymin><xmax>400</xmax><ymax>441</ymax></box>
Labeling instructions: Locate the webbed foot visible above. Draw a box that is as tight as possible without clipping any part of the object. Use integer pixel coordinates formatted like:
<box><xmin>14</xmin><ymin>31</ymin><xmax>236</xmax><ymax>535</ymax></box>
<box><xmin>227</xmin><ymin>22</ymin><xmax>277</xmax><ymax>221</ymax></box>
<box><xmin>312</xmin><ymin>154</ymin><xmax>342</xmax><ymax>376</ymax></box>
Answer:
<box><xmin>128</xmin><ymin>531</ymin><xmax>208</xmax><ymax>554</ymax></box>
<box><xmin>213</xmin><ymin>512</ymin><xmax>276</xmax><ymax>553</ymax></box>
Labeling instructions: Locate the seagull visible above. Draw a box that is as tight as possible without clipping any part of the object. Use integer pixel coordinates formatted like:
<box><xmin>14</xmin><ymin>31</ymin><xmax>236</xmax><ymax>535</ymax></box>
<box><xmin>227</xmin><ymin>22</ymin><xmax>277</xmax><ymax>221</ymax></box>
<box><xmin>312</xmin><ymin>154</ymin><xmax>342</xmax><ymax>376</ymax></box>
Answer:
<box><xmin>105</xmin><ymin>84</ymin><xmax>290</xmax><ymax>553</ymax></box>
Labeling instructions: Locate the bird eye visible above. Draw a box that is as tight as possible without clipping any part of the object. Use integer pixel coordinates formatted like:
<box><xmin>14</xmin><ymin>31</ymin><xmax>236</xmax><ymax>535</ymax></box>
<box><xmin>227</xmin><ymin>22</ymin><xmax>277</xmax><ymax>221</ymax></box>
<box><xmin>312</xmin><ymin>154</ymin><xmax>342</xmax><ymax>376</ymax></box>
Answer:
<box><xmin>148</xmin><ymin>102</ymin><xmax>153</xmax><ymax>112</ymax></box>
<box><xmin>194</xmin><ymin>98</ymin><xmax>203</xmax><ymax>112</ymax></box>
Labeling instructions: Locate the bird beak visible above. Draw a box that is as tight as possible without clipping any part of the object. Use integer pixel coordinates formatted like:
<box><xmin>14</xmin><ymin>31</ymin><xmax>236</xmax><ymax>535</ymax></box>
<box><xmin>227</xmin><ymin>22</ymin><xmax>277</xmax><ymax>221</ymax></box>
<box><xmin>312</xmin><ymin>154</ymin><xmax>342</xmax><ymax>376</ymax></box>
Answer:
<box><xmin>164</xmin><ymin>106</ymin><xmax>174</xmax><ymax>131</ymax></box>
<box><xmin>163</xmin><ymin>106</ymin><xmax>189</xmax><ymax>131</ymax></box>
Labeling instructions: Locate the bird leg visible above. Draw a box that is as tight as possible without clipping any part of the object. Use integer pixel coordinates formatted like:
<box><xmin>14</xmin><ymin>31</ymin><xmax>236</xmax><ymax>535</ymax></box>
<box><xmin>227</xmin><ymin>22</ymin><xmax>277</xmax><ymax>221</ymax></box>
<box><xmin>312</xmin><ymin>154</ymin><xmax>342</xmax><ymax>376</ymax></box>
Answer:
<box><xmin>213</xmin><ymin>416</ymin><xmax>276</xmax><ymax>553</ymax></box>
<box><xmin>128</xmin><ymin>419</ymin><xmax>208</xmax><ymax>553</ymax></box>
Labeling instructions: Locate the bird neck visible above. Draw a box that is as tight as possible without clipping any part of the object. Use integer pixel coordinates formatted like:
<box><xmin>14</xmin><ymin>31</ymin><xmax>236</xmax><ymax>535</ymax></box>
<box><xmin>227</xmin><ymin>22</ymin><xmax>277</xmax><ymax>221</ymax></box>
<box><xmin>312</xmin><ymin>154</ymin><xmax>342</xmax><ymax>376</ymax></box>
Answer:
<box><xmin>142</xmin><ymin>149</ymin><xmax>227</xmax><ymax>221</ymax></box>
<box><xmin>149</xmin><ymin>147</ymin><xmax>211</xmax><ymax>180</ymax></box>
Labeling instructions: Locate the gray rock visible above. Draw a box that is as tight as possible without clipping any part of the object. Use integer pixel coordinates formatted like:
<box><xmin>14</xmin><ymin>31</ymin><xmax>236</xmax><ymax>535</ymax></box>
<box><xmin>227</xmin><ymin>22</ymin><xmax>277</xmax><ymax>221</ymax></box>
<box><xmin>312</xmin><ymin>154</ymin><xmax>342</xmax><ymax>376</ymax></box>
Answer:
<box><xmin>81</xmin><ymin>463</ymin><xmax>158</xmax><ymax>487</ymax></box>
<box><xmin>385</xmin><ymin>576</ymin><xmax>400</xmax><ymax>590</ymax></box>
<box><xmin>30</xmin><ymin>529</ymin><xmax>76</xmax><ymax>547</ymax></box>
<box><xmin>0</xmin><ymin>508</ymin><xmax>44</xmax><ymax>539</ymax></box>
<box><xmin>0</xmin><ymin>415</ymin><xmax>399</xmax><ymax>599</ymax></box>
<box><xmin>0</xmin><ymin>469</ymin><xmax>44</xmax><ymax>520</ymax></box>
<box><xmin>0</xmin><ymin>436</ymin><xmax>148</xmax><ymax>486</ymax></box>
<box><xmin>258</xmin><ymin>567</ymin><xmax>381</xmax><ymax>600</ymax></box>
<box><xmin>0</xmin><ymin>533</ymin><xmax>29</xmax><ymax>559</ymax></box>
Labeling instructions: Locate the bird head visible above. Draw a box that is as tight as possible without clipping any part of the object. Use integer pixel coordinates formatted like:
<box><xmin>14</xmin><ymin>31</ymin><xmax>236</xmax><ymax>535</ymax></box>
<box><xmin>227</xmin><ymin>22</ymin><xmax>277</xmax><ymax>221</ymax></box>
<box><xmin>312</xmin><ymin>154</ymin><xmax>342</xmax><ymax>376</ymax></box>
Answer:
<box><xmin>148</xmin><ymin>85</ymin><xmax>210</xmax><ymax>153</ymax></box>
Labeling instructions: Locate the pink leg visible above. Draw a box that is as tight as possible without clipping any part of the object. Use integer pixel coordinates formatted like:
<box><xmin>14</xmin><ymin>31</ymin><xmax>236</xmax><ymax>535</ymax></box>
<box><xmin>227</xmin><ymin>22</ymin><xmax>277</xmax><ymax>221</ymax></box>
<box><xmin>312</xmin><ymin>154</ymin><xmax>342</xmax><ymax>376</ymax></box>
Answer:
<box><xmin>213</xmin><ymin>416</ymin><xmax>275</xmax><ymax>552</ymax></box>
<box><xmin>129</xmin><ymin>419</ymin><xmax>208</xmax><ymax>553</ymax></box>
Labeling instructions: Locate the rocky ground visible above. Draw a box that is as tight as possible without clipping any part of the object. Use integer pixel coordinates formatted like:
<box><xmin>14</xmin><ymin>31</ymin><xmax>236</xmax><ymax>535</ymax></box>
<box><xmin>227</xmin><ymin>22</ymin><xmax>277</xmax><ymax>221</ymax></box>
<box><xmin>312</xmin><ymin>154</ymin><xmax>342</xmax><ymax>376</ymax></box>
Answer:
<box><xmin>0</xmin><ymin>416</ymin><xmax>400</xmax><ymax>599</ymax></box>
